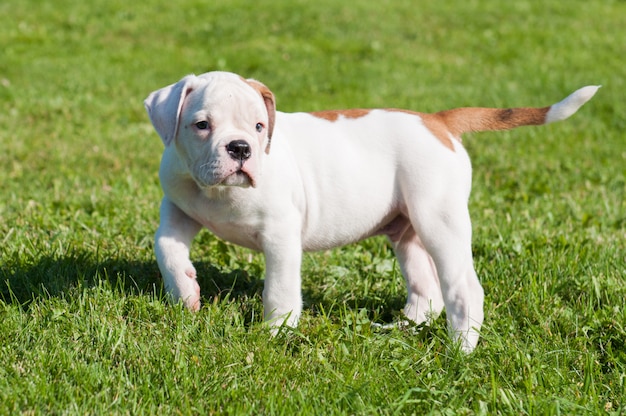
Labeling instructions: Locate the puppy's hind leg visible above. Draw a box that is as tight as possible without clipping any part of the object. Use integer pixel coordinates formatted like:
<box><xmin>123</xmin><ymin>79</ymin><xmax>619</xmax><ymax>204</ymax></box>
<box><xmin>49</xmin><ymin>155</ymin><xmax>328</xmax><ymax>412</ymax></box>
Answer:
<box><xmin>391</xmin><ymin>226</ymin><xmax>444</xmax><ymax>326</ymax></box>
<box><xmin>409</xmin><ymin>202</ymin><xmax>484</xmax><ymax>353</ymax></box>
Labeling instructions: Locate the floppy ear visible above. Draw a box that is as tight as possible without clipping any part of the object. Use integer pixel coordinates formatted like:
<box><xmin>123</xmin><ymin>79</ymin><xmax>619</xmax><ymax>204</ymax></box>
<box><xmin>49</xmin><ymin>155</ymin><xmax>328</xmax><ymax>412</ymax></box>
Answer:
<box><xmin>245</xmin><ymin>79</ymin><xmax>276</xmax><ymax>154</ymax></box>
<box><xmin>144</xmin><ymin>75</ymin><xmax>199</xmax><ymax>146</ymax></box>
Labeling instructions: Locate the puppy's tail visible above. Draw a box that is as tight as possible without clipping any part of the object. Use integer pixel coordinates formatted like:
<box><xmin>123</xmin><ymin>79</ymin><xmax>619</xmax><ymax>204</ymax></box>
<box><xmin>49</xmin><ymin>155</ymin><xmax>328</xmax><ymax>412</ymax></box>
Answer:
<box><xmin>435</xmin><ymin>85</ymin><xmax>600</xmax><ymax>137</ymax></box>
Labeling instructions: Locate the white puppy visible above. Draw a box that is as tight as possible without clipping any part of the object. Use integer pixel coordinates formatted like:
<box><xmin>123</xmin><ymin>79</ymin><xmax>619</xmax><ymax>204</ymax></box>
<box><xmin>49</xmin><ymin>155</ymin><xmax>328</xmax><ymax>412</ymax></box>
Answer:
<box><xmin>145</xmin><ymin>71</ymin><xmax>598</xmax><ymax>352</ymax></box>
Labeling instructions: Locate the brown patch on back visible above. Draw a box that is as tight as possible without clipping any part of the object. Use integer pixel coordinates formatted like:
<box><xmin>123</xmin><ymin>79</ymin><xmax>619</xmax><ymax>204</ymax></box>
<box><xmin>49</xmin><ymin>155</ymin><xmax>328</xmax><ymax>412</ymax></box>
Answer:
<box><xmin>310</xmin><ymin>108</ymin><xmax>456</xmax><ymax>151</ymax></box>
<box><xmin>306</xmin><ymin>104</ymin><xmax>550</xmax><ymax>153</ymax></box>
<box><xmin>387</xmin><ymin>109</ymin><xmax>456</xmax><ymax>151</ymax></box>
<box><xmin>388</xmin><ymin>105</ymin><xmax>552</xmax><ymax>150</ymax></box>
<box><xmin>309</xmin><ymin>109</ymin><xmax>371</xmax><ymax>122</ymax></box>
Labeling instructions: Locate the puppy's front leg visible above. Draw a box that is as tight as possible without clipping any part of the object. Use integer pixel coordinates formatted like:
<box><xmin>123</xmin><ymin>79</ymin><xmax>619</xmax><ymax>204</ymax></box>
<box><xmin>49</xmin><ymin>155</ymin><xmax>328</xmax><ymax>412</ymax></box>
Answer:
<box><xmin>262</xmin><ymin>231</ymin><xmax>303</xmax><ymax>330</ymax></box>
<box><xmin>155</xmin><ymin>197</ymin><xmax>203</xmax><ymax>311</ymax></box>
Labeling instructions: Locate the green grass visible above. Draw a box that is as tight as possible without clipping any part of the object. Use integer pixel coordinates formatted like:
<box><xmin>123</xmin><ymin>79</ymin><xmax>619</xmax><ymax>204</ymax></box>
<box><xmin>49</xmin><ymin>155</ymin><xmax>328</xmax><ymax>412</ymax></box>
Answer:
<box><xmin>1</xmin><ymin>0</ymin><xmax>625</xmax><ymax>413</ymax></box>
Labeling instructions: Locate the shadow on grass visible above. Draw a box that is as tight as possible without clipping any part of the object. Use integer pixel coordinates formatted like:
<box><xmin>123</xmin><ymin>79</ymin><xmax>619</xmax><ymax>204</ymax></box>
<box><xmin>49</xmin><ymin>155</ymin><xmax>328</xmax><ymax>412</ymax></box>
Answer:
<box><xmin>0</xmin><ymin>248</ymin><xmax>409</xmax><ymax>329</ymax></box>
<box><xmin>0</xmin><ymin>249</ymin><xmax>264</xmax><ymax>308</ymax></box>
<box><xmin>302</xmin><ymin>286</ymin><xmax>406</xmax><ymax>325</ymax></box>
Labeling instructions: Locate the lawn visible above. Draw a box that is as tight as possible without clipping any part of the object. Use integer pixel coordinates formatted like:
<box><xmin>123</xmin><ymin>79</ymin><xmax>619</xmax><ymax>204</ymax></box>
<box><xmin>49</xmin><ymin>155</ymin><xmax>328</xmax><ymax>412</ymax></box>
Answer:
<box><xmin>0</xmin><ymin>0</ymin><xmax>625</xmax><ymax>414</ymax></box>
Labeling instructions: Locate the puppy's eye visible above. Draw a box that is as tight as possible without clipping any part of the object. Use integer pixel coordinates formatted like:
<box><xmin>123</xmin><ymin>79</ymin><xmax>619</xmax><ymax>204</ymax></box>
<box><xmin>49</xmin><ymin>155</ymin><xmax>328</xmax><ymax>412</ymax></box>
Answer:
<box><xmin>256</xmin><ymin>123</ymin><xmax>264</xmax><ymax>133</ymax></box>
<box><xmin>195</xmin><ymin>121</ymin><xmax>210</xmax><ymax>130</ymax></box>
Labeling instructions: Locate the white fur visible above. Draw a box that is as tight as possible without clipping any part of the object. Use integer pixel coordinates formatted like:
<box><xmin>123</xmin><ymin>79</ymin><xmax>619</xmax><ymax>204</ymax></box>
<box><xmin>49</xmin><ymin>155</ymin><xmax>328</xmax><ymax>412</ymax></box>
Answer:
<box><xmin>546</xmin><ymin>85</ymin><xmax>601</xmax><ymax>124</ymax></box>
<box><xmin>145</xmin><ymin>72</ymin><xmax>596</xmax><ymax>352</ymax></box>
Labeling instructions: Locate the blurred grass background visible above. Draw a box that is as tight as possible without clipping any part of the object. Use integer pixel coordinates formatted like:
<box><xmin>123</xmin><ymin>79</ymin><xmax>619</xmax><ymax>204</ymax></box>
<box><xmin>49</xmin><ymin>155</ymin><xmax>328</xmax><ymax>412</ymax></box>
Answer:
<box><xmin>0</xmin><ymin>0</ymin><xmax>624</xmax><ymax>413</ymax></box>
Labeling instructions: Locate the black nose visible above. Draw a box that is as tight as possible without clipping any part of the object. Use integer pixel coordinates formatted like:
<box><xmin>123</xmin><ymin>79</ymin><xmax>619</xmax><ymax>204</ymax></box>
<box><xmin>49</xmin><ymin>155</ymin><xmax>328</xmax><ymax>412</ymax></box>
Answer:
<box><xmin>226</xmin><ymin>140</ymin><xmax>251</xmax><ymax>162</ymax></box>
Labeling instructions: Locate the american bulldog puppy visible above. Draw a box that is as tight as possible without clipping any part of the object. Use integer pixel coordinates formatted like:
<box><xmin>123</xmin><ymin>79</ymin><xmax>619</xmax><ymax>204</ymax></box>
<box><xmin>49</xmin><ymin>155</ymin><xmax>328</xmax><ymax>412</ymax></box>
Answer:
<box><xmin>145</xmin><ymin>71</ymin><xmax>598</xmax><ymax>351</ymax></box>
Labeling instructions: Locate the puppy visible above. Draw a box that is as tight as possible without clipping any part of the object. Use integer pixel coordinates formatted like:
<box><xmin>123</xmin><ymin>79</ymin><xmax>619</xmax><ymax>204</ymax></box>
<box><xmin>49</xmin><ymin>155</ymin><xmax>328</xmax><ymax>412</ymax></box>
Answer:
<box><xmin>145</xmin><ymin>71</ymin><xmax>598</xmax><ymax>351</ymax></box>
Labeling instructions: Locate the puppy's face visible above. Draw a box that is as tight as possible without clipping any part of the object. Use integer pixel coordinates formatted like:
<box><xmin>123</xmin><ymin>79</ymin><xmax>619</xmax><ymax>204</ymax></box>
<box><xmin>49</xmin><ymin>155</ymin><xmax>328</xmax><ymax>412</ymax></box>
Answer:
<box><xmin>145</xmin><ymin>72</ymin><xmax>275</xmax><ymax>188</ymax></box>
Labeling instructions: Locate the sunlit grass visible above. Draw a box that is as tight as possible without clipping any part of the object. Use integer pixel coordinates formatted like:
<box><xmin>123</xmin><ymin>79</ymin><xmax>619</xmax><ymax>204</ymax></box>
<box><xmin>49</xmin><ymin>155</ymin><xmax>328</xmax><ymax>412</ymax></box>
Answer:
<box><xmin>0</xmin><ymin>0</ymin><xmax>624</xmax><ymax>413</ymax></box>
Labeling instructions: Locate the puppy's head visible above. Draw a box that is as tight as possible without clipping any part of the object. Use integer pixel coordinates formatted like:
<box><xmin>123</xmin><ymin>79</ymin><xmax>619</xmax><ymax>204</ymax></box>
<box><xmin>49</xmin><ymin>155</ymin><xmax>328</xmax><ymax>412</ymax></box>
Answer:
<box><xmin>144</xmin><ymin>71</ymin><xmax>276</xmax><ymax>188</ymax></box>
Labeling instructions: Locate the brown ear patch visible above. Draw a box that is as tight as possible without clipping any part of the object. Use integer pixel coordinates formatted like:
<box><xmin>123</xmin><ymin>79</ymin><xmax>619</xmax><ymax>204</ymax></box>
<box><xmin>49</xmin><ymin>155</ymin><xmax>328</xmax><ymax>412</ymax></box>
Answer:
<box><xmin>245</xmin><ymin>79</ymin><xmax>276</xmax><ymax>138</ymax></box>
<box><xmin>245</xmin><ymin>78</ymin><xmax>277</xmax><ymax>154</ymax></box>
<box><xmin>309</xmin><ymin>109</ymin><xmax>371</xmax><ymax>121</ymax></box>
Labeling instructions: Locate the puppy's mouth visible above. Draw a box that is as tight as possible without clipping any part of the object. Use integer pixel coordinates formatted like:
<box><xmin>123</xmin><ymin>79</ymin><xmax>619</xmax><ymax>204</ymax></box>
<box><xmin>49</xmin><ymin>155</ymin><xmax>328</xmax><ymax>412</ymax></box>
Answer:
<box><xmin>195</xmin><ymin>165</ymin><xmax>255</xmax><ymax>189</ymax></box>
<box><xmin>219</xmin><ymin>169</ymin><xmax>255</xmax><ymax>188</ymax></box>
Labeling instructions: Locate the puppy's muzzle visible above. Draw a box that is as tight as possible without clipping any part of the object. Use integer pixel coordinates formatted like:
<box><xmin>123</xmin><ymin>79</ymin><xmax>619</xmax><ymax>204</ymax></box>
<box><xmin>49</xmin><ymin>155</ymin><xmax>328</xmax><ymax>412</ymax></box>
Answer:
<box><xmin>226</xmin><ymin>139</ymin><xmax>252</xmax><ymax>163</ymax></box>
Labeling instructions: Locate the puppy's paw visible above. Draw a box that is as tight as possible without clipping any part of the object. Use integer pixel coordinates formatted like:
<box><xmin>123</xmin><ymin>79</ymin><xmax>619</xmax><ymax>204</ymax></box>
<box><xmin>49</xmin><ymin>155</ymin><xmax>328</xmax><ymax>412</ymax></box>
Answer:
<box><xmin>182</xmin><ymin>267</ymin><xmax>201</xmax><ymax>312</ymax></box>
<box><xmin>163</xmin><ymin>265</ymin><xmax>201</xmax><ymax>312</ymax></box>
